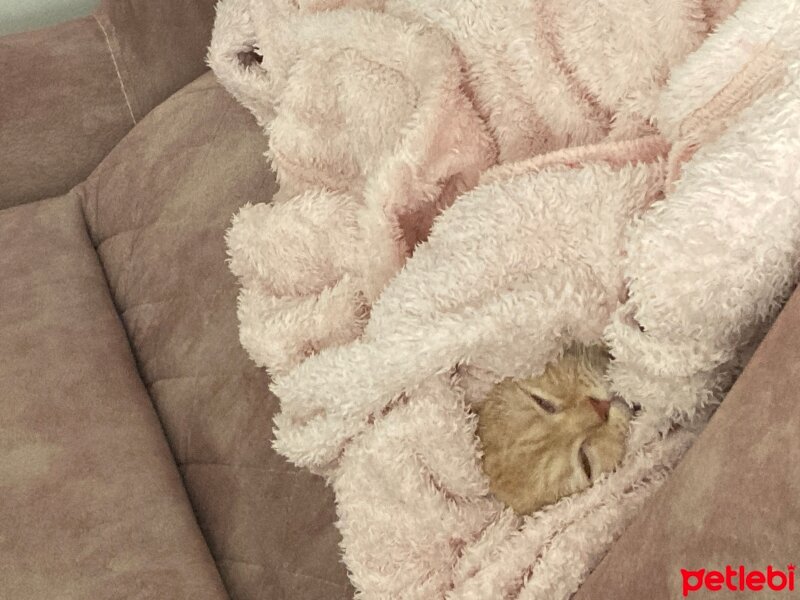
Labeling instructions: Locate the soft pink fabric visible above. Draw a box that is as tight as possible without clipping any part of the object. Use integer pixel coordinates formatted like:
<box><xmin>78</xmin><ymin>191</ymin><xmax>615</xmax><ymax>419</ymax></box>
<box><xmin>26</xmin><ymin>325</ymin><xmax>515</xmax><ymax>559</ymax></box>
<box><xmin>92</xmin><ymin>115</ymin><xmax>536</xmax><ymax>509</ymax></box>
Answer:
<box><xmin>209</xmin><ymin>0</ymin><xmax>800</xmax><ymax>597</ymax></box>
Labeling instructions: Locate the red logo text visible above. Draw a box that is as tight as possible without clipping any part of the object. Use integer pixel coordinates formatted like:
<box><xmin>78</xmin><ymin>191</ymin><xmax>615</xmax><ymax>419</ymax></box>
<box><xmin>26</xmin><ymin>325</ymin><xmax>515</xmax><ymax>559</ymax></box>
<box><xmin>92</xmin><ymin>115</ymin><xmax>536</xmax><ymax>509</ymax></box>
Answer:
<box><xmin>681</xmin><ymin>565</ymin><xmax>795</xmax><ymax>596</ymax></box>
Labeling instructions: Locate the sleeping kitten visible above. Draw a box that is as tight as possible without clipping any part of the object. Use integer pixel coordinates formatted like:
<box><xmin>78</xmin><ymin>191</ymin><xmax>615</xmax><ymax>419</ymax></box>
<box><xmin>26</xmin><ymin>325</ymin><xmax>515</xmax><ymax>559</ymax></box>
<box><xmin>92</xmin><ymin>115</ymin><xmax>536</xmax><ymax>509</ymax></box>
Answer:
<box><xmin>476</xmin><ymin>344</ymin><xmax>631</xmax><ymax>515</ymax></box>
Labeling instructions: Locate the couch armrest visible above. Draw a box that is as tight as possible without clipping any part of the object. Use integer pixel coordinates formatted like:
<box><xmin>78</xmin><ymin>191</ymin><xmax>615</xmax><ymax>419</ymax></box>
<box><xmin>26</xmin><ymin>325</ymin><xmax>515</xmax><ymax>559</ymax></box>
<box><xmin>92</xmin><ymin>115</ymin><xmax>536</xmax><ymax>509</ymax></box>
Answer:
<box><xmin>575</xmin><ymin>284</ymin><xmax>800</xmax><ymax>598</ymax></box>
<box><xmin>0</xmin><ymin>0</ymin><xmax>217</xmax><ymax>210</ymax></box>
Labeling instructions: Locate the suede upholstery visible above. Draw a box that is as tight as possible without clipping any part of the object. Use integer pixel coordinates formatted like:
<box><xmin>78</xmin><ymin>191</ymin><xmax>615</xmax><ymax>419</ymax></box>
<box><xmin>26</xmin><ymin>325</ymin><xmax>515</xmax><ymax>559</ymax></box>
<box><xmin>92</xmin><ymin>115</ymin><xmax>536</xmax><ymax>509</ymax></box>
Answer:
<box><xmin>576</xmin><ymin>286</ymin><xmax>800</xmax><ymax>599</ymax></box>
<box><xmin>79</xmin><ymin>72</ymin><xmax>352</xmax><ymax>600</ymax></box>
<box><xmin>2</xmin><ymin>2</ymin><xmax>800</xmax><ymax>599</ymax></box>
<box><xmin>0</xmin><ymin>195</ymin><xmax>227</xmax><ymax>600</ymax></box>
<box><xmin>0</xmin><ymin>17</ymin><xmax>134</xmax><ymax>210</ymax></box>
<box><xmin>96</xmin><ymin>0</ymin><xmax>217</xmax><ymax>121</ymax></box>
<box><xmin>0</xmin><ymin>0</ymin><xmax>216</xmax><ymax>210</ymax></box>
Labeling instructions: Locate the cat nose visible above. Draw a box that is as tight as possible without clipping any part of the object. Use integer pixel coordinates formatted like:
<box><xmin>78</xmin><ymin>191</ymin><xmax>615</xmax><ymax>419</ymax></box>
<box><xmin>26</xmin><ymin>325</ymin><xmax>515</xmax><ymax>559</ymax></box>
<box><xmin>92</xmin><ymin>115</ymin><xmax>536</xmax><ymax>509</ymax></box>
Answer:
<box><xmin>587</xmin><ymin>398</ymin><xmax>611</xmax><ymax>421</ymax></box>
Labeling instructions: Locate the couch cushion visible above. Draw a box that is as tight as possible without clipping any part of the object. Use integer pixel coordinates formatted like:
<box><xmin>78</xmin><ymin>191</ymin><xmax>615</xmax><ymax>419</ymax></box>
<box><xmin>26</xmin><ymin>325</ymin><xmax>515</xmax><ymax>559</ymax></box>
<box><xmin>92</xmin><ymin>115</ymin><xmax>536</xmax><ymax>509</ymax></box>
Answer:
<box><xmin>576</xmin><ymin>285</ymin><xmax>800</xmax><ymax>599</ymax></box>
<box><xmin>0</xmin><ymin>194</ymin><xmax>227</xmax><ymax>600</ymax></box>
<box><xmin>80</xmin><ymin>71</ymin><xmax>352</xmax><ymax>600</ymax></box>
<box><xmin>0</xmin><ymin>0</ymin><xmax>216</xmax><ymax>210</ymax></box>
<box><xmin>96</xmin><ymin>0</ymin><xmax>218</xmax><ymax>122</ymax></box>
<box><xmin>0</xmin><ymin>17</ymin><xmax>134</xmax><ymax>209</ymax></box>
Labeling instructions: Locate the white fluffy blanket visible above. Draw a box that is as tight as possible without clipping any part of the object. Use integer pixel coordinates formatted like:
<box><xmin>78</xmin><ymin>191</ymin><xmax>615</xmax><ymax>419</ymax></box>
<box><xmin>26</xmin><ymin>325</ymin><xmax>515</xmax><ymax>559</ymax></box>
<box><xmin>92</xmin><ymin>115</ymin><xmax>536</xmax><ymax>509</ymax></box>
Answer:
<box><xmin>209</xmin><ymin>0</ymin><xmax>800</xmax><ymax>597</ymax></box>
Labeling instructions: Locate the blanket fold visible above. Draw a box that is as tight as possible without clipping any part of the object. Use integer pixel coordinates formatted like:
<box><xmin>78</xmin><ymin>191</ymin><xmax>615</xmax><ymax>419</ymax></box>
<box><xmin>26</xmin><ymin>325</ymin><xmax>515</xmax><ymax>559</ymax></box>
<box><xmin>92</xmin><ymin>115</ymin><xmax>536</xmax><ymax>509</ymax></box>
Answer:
<box><xmin>272</xmin><ymin>142</ymin><xmax>669</xmax><ymax>471</ymax></box>
<box><xmin>209</xmin><ymin>0</ymin><xmax>800</xmax><ymax>597</ymax></box>
<box><xmin>215</xmin><ymin>0</ymin><xmax>498</xmax><ymax>375</ymax></box>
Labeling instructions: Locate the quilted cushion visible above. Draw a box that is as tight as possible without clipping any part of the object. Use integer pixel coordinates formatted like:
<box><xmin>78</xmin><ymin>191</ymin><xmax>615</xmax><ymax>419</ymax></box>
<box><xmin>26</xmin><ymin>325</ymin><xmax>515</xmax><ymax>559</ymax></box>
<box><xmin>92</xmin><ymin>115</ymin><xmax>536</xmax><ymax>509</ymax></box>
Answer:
<box><xmin>0</xmin><ymin>194</ymin><xmax>227</xmax><ymax>599</ymax></box>
<box><xmin>79</xmin><ymin>72</ymin><xmax>352</xmax><ymax>600</ymax></box>
<box><xmin>0</xmin><ymin>0</ymin><xmax>216</xmax><ymax>209</ymax></box>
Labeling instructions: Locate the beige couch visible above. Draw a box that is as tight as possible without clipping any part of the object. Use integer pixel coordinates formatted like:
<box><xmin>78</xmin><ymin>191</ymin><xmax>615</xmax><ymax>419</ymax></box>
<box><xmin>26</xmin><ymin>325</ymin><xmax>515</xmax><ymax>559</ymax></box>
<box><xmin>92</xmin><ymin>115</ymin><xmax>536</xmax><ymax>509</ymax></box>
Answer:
<box><xmin>2</xmin><ymin>2</ymin><xmax>798</xmax><ymax>599</ymax></box>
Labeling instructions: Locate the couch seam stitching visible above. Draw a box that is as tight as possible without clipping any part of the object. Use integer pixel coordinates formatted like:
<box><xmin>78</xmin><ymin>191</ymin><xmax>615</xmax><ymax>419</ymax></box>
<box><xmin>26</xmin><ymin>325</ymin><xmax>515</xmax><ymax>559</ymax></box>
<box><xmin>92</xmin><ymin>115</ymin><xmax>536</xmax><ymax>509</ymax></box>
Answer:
<box><xmin>93</xmin><ymin>14</ymin><xmax>137</xmax><ymax>126</ymax></box>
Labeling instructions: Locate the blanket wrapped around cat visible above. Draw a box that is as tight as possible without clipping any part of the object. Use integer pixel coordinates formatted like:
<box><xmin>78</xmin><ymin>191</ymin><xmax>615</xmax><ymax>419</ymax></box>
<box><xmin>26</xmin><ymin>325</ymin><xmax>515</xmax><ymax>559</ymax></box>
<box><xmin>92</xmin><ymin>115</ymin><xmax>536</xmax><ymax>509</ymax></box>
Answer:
<box><xmin>209</xmin><ymin>0</ymin><xmax>800</xmax><ymax>597</ymax></box>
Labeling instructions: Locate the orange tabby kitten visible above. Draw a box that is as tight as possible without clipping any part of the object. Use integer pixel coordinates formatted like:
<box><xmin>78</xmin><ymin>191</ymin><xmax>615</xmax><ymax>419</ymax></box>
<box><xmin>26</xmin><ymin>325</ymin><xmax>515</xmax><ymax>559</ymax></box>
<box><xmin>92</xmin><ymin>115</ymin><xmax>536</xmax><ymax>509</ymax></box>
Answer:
<box><xmin>476</xmin><ymin>344</ymin><xmax>631</xmax><ymax>515</ymax></box>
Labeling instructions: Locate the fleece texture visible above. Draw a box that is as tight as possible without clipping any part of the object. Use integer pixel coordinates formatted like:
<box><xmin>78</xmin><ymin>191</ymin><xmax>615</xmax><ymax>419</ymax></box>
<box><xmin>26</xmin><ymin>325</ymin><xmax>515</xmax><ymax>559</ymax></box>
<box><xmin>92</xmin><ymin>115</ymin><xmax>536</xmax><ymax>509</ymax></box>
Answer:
<box><xmin>211</xmin><ymin>0</ymin><xmax>727</xmax><ymax>379</ymax></box>
<box><xmin>210</xmin><ymin>0</ymin><xmax>800</xmax><ymax>597</ymax></box>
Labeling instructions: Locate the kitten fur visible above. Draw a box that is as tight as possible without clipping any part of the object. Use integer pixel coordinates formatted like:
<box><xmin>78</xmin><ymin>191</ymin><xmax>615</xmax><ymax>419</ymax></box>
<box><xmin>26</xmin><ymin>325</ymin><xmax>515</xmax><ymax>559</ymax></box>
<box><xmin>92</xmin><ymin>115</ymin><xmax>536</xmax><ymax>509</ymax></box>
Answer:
<box><xmin>476</xmin><ymin>345</ymin><xmax>631</xmax><ymax>515</ymax></box>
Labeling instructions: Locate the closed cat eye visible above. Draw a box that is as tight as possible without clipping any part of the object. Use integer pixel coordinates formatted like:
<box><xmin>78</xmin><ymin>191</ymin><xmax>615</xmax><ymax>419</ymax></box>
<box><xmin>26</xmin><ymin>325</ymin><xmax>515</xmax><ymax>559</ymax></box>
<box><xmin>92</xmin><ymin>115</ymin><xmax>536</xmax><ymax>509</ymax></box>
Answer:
<box><xmin>578</xmin><ymin>445</ymin><xmax>592</xmax><ymax>480</ymax></box>
<box><xmin>527</xmin><ymin>392</ymin><xmax>558</xmax><ymax>414</ymax></box>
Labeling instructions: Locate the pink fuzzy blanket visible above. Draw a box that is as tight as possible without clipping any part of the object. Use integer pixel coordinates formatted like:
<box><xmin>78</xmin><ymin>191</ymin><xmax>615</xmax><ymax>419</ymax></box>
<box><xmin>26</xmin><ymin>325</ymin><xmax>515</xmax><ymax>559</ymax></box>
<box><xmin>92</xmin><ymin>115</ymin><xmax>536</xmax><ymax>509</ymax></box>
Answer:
<box><xmin>209</xmin><ymin>0</ymin><xmax>800</xmax><ymax>597</ymax></box>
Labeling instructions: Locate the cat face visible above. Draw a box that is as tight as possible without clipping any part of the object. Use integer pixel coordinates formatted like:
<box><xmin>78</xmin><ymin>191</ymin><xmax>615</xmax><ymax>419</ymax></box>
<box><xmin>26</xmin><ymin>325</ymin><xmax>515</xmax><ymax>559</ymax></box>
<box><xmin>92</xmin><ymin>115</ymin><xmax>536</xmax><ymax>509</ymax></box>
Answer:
<box><xmin>476</xmin><ymin>345</ymin><xmax>630</xmax><ymax>515</ymax></box>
